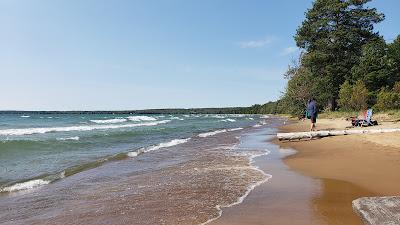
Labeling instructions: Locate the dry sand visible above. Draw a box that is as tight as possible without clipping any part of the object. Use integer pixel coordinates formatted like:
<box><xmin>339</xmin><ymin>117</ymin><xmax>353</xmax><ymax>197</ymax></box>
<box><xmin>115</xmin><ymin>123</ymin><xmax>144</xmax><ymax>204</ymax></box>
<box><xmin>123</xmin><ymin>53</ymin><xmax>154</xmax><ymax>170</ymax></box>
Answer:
<box><xmin>212</xmin><ymin>118</ymin><xmax>400</xmax><ymax>225</ymax></box>
<box><xmin>279</xmin><ymin>118</ymin><xmax>400</xmax><ymax>195</ymax></box>
<box><xmin>279</xmin><ymin>119</ymin><xmax>400</xmax><ymax>224</ymax></box>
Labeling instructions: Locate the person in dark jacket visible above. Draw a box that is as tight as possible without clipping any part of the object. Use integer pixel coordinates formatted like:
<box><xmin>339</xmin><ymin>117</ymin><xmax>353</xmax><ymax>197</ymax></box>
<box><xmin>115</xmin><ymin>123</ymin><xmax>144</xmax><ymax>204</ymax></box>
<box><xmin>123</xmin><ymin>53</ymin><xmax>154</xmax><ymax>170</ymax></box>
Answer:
<box><xmin>306</xmin><ymin>98</ymin><xmax>318</xmax><ymax>131</ymax></box>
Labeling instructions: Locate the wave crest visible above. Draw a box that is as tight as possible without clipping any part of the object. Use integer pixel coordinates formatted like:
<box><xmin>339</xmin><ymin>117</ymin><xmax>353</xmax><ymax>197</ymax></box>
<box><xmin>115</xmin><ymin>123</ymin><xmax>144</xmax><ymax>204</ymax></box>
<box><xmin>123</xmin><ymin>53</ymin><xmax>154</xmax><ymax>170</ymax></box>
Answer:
<box><xmin>0</xmin><ymin>120</ymin><xmax>170</xmax><ymax>136</ymax></box>
<box><xmin>90</xmin><ymin>118</ymin><xmax>127</xmax><ymax>124</ymax></box>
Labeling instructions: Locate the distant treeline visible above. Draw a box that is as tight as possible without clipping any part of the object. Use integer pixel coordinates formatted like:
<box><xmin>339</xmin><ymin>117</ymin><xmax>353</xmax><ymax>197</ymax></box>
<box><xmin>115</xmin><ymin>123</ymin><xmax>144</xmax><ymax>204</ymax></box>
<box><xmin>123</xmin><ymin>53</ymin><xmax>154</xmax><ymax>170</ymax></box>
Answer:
<box><xmin>251</xmin><ymin>0</ymin><xmax>400</xmax><ymax>115</ymax></box>
<box><xmin>0</xmin><ymin>107</ymin><xmax>251</xmax><ymax>115</ymax></box>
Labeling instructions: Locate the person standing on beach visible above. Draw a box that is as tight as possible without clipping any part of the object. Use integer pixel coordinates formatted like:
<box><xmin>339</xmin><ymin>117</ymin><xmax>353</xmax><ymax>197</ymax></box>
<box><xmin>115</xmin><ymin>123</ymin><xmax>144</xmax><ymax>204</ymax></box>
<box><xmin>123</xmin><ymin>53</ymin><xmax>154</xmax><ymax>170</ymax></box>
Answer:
<box><xmin>306</xmin><ymin>98</ymin><xmax>318</xmax><ymax>131</ymax></box>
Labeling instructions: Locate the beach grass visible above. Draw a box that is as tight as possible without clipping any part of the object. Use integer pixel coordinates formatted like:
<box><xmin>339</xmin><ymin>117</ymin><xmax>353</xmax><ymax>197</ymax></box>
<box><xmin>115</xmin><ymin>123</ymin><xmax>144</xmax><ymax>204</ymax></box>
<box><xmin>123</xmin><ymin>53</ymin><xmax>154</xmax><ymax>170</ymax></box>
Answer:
<box><xmin>316</xmin><ymin>110</ymin><xmax>400</xmax><ymax>121</ymax></box>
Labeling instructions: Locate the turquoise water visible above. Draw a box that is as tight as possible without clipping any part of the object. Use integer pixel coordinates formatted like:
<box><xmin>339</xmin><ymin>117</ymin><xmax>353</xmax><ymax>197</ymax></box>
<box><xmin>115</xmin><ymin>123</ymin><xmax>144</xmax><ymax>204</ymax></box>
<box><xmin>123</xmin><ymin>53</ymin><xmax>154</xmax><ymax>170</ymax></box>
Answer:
<box><xmin>0</xmin><ymin>113</ymin><xmax>262</xmax><ymax>191</ymax></box>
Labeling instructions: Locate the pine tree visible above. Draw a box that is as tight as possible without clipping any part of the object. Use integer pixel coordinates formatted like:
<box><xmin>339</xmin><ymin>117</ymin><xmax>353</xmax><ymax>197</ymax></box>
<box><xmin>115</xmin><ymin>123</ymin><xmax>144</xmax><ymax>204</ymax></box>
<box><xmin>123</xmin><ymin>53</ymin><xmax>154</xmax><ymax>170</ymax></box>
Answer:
<box><xmin>294</xmin><ymin>0</ymin><xmax>384</xmax><ymax>109</ymax></box>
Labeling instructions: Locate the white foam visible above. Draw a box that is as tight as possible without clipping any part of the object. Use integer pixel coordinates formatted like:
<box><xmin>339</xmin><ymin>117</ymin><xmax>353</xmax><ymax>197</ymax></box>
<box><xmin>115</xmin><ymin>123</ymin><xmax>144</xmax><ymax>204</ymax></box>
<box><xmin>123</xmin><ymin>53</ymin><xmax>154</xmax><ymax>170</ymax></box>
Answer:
<box><xmin>0</xmin><ymin>120</ymin><xmax>170</xmax><ymax>136</ymax></box>
<box><xmin>228</xmin><ymin>127</ymin><xmax>243</xmax><ymax>132</ymax></box>
<box><xmin>127</xmin><ymin>116</ymin><xmax>157</xmax><ymax>121</ymax></box>
<box><xmin>127</xmin><ymin>151</ymin><xmax>138</xmax><ymax>157</ymax></box>
<box><xmin>260</xmin><ymin>115</ymin><xmax>270</xmax><ymax>119</ymax></box>
<box><xmin>200</xmin><ymin>149</ymin><xmax>272</xmax><ymax>225</ymax></box>
<box><xmin>225</xmin><ymin>114</ymin><xmax>246</xmax><ymax>118</ymax></box>
<box><xmin>219</xmin><ymin>119</ymin><xmax>236</xmax><ymax>122</ymax></box>
<box><xmin>212</xmin><ymin>115</ymin><xmax>225</xmax><ymax>119</ymax></box>
<box><xmin>20</xmin><ymin>115</ymin><xmax>30</xmax><ymax>118</ymax></box>
<box><xmin>198</xmin><ymin>129</ymin><xmax>227</xmax><ymax>137</ymax></box>
<box><xmin>90</xmin><ymin>118</ymin><xmax>127</xmax><ymax>124</ymax></box>
<box><xmin>128</xmin><ymin>138</ymin><xmax>190</xmax><ymax>157</ymax></box>
<box><xmin>56</xmin><ymin>136</ymin><xmax>80</xmax><ymax>141</ymax></box>
<box><xmin>0</xmin><ymin>179</ymin><xmax>50</xmax><ymax>192</ymax></box>
<box><xmin>252</xmin><ymin>124</ymin><xmax>262</xmax><ymax>128</ymax></box>
<box><xmin>146</xmin><ymin>138</ymin><xmax>190</xmax><ymax>152</ymax></box>
<box><xmin>198</xmin><ymin>128</ymin><xmax>243</xmax><ymax>138</ymax></box>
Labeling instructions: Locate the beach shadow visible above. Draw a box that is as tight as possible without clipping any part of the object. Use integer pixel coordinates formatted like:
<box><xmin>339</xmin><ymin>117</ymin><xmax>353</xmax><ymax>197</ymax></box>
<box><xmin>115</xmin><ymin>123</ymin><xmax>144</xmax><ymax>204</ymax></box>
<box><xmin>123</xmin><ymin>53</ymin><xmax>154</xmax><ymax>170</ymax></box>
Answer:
<box><xmin>312</xmin><ymin>178</ymin><xmax>376</xmax><ymax>225</ymax></box>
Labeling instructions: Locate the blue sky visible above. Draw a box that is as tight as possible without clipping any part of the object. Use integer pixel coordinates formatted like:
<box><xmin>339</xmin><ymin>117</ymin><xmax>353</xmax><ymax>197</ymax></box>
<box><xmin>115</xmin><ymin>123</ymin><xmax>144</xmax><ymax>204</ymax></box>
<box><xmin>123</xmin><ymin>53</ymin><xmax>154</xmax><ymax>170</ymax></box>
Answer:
<box><xmin>0</xmin><ymin>0</ymin><xmax>399</xmax><ymax>110</ymax></box>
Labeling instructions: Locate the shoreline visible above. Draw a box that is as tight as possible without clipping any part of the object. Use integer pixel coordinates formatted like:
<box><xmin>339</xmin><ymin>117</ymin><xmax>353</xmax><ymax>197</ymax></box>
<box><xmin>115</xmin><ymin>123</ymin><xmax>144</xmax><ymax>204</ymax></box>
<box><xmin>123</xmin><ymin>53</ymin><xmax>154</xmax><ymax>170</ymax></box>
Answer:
<box><xmin>275</xmin><ymin>118</ymin><xmax>400</xmax><ymax>224</ymax></box>
<box><xmin>210</xmin><ymin>126</ymin><xmax>325</xmax><ymax>225</ymax></box>
<box><xmin>211</xmin><ymin>117</ymin><xmax>400</xmax><ymax>225</ymax></box>
<box><xmin>0</xmin><ymin>124</ymin><xmax>272</xmax><ymax>225</ymax></box>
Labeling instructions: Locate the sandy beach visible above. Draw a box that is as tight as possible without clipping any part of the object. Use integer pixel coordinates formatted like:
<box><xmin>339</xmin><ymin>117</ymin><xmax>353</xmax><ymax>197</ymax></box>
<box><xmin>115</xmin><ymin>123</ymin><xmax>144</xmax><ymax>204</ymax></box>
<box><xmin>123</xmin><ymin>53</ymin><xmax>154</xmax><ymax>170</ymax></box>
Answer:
<box><xmin>212</xmin><ymin>117</ymin><xmax>400</xmax><ymax>225</ymax></box>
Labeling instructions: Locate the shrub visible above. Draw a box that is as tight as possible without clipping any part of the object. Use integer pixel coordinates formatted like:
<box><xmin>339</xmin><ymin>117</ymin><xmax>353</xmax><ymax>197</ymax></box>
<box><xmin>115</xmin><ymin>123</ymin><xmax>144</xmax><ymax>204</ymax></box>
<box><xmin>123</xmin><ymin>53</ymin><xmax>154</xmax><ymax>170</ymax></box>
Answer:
<box><xmin>338</xmin><ymin>80</ymin><xmax>353</xmax><ymax>110</ymax></box>
<box><xmin>375</xmin><ymin>87</ymin><xmax>400</xmax><ymax>110</ymax></box>
<box><xmin>350</xmin><ymin>80</ymin><xmax>369</xmax><ymax>111</ymax></box>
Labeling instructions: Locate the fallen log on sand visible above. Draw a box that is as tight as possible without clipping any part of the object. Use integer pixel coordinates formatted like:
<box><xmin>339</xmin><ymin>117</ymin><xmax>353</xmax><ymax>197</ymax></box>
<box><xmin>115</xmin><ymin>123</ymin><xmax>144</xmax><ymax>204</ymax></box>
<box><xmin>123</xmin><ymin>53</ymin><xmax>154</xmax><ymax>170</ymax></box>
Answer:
<box><xmin>277</xmin><ymin>128</ymin><xmax>400</xmax><ymax>141</ymax></box>
<box><xmin>352</xmin><ymin>196</ymin><xmax>400</xmax><ymax>225</ymax></box>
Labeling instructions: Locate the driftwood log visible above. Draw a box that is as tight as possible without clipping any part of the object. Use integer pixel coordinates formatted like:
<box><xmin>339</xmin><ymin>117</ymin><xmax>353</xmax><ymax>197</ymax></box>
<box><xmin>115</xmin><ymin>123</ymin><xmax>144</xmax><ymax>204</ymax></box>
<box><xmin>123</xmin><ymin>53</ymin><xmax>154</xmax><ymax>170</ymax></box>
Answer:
<box><xmin>277</xmin><ymin>128</ymin><xmax>400</xmax><ymax>141</ymax></box>
<box><xmin>352</xmin><ymin>196</ymin><xmax>400</xmax><ymax>225</ymax></box>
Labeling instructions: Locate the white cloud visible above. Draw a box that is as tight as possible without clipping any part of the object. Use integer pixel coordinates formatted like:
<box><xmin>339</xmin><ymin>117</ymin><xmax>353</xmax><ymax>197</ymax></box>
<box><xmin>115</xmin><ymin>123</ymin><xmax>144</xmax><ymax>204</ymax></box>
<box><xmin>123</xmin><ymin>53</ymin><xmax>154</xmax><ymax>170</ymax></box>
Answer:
<box><xmin>237</xmin><ymin>37</ymin><xmax>275</xmax><ymax>48</ymax></box>
<box><xmin>280</xmin><ymin>46</ymin><xmax>299</xmax><ymax>56</ymax></box>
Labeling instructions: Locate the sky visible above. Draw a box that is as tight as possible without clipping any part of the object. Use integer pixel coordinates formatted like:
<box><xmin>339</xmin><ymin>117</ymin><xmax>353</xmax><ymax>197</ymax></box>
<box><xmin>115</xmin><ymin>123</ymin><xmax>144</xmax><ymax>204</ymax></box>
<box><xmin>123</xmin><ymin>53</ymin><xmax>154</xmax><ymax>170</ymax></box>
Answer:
<box><xmin>0</xmin><ymin>0</ymin><xmax>399</xmax><ymax>110</ymax></box>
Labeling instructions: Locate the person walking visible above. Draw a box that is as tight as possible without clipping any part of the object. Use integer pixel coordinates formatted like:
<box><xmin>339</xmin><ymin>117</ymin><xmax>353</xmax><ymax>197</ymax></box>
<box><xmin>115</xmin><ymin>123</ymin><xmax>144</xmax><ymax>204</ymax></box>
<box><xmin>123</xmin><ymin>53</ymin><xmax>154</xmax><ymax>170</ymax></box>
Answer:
<box><xmin>306</xmin><ymin>98</ymin><xmax>318</xmax><ymax>132</ymax></box>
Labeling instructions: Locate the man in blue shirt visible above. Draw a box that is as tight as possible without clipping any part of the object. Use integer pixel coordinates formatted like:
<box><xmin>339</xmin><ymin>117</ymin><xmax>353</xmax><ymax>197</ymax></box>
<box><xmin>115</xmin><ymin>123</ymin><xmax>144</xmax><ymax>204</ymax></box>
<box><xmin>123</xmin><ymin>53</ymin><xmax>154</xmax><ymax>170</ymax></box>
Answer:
<box><xmin>307</xmin><ymin>98</ymin><xmax>318</xmax><ymax>131</ymax></box>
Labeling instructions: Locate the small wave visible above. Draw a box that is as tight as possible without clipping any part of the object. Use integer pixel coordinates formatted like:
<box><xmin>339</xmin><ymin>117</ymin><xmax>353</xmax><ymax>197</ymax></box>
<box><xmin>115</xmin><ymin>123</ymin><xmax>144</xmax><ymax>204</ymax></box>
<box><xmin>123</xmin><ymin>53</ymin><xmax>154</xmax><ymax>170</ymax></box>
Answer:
<box><xmin>128</xmin><ymin>138</ymin><xmax>190</xmax><ymax>157</ymax></box>
<box><xmin>127</xmin><ymin>151</ymin><xmax>139</xmax><ymax>157</ymax></box>
<box><xmin>229</xmin><ymin>114</ymin><xmax>246</xmax><ymax>118</ymax></box>
<box><xmin>228</xmin><ymin>128</ymin><xmax>243</xmax><ymax>132</ymax></box>
<box><xmin>260</xmin><ymin>115</ymin><xmax>270</xmax><ymax>119</ymax></box>
<box><xmin>0</xmin><ymin>179</ymin><xmax>50</xmax><ymax>192</ymax></box>
<box><xmin>200</xmin><ymin>149</ymin><xmax>272</xmax><ymax>225</ymax></box>
<box><xmin>127</xmin><ymin>116</ymin><xmax>156</xmax><ymax>121</ymax></box>
<box><xmin>56</xmin><ymin>136</ymin><xmax>80</xmax><ymax>141</ymax></box>
<box><xmin>90</xmin><ymin>118</ymin><xmax>127</xmax><ymax>124</ymax></box>
<box><xmin>252</xmin><ymin>124</ymin><xmax>262</xmax><ymax>128</ymax></box>
<box><xmin>219</xmin><ymin>119</ymin><xmax>236</xmax><ymax>122</ymax></box>
<box><xmin>0</xmin><ymin>120</ymin><xmax>170</xmax><ymax>136</ymax></box>
<box><xmin>198</xmin><ymin>129</ymin><xmax>227</xmax><ymax>137</ymax></box>
<box><xmin>20</xmin><ymin>115</ymin><xmax>30</xmax><ymax>118</ymax></box>
<box><xmin>212</xmin><ymin>115</ymin><xmax>225</xmax><ymax>119</ymax></box>
<box><xmin>198</xmin><ymin>128</ymin><xmax>242</xmax><ymax>138</ymax></box>
<box><xmin>169</xmin><ymin>116</ymin><xmax>184</xmax><ymax>120</ymax></box>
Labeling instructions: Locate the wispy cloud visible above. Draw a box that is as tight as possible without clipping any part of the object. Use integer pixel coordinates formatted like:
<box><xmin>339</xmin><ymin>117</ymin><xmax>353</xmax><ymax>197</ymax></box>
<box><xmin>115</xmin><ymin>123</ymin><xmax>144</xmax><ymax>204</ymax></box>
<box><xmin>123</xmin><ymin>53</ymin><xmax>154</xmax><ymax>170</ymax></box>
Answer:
<box><xmin>280</xmin><ymin>46</ymin><xmax>299</xmax><ymax>56</ymax></box>
<box><xmin>237</xmin><ymin>37</ymin><xmax>275</xmax><ymax>48</ymax></box>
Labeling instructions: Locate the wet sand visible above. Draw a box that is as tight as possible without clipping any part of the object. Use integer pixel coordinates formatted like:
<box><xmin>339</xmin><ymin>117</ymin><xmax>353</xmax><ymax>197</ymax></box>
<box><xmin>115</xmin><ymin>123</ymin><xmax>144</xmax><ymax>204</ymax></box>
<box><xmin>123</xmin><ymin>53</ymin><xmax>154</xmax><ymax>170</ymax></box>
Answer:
<box><xmin>279</xmin><ymin>119</ymin><xmax>400</xmax><ymax>195</ymax></box>
<box><xmin>2</xmin><ymin>117</ymin><xmax>399</xmax><ymax>224</ymax></box>
<box><xmin>0</xmin><ymin>127</ymin><xmax>270</xmax><ymax>225</ymax></box>
<box><xmin>278</xmin><ymin>119</ymin><xmax>400</xmax><ymax>224</ymax></box>
<box><xmin>212</xmin><ymin>118</ymin><xmax>400</xmax><ymax>225</ymax></box>
<box><xmin>210</xmin><ymin>130</ymin><xmax>325</xmax><ymax>225</ymax></box>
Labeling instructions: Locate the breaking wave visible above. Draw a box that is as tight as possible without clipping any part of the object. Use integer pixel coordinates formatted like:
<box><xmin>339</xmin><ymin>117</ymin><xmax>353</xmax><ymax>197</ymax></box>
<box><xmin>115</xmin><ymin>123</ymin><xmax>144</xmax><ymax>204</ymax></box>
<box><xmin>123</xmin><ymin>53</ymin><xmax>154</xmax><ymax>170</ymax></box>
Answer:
<box><xmin>0</xmin><ymin>120</ymin><xmax>170</xmax><ymax>136</ymax></box>
<box><xmin>128</xmin><ymin>138</ymin><xmax>190</xmax><ymax>157</ymax></box>
<box><xmin>90</xmin><ymin>118</ymin><xmax>127</xmax><ymax>124</ymax></box>
<box><xmin>127</xmin><ymin>116</ymin><xmax>157</xmax><ymax>121</ymax></box>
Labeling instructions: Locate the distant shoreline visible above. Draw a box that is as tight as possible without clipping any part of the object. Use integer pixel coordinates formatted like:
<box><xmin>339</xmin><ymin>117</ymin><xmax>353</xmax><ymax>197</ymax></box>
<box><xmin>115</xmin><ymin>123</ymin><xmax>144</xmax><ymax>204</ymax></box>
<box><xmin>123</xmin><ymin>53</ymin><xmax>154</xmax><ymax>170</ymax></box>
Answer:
<box><xmin>0</xmin><ymin>107</ymin><xmax>251</xmax><ymax>115</ymax></box>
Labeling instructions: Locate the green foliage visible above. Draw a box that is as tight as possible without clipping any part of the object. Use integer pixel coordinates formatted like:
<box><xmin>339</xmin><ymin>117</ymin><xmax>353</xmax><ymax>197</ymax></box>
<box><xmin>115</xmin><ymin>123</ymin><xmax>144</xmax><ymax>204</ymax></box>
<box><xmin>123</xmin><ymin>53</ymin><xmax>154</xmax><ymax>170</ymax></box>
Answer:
<box><xmin>393</xmin><ymin>81</ymin><xmax>400</xmax><ymax>93</ymax></box>
<box><xmin>375</xmin><ymin>81</ymin><xmax>400</xmax><ymax>110</ymax></box>
<box><xmin>350</xmin><ymin>80</ymin><xmax>369</xmax><ymax>110</ymax></box>
<box><xmin>388</xmin><ymin>35</ymin><xmax>400</xmax><ymax>82</ymax></box>
<box><xmin>252</xmin><ymin>1</ymin><xmax>400</xmax><ymax>115</ymax></box>
<box><xmin>351</xmin><ymin>38</ymin><xmax>397</xmax><ymax>91</ymax></box>
<box><xmin>337</xmin><ymin>80</ymin><xmax>369</xmax><ymax>111</ymax></box>
<box><xmin>337</xmin><ymin>80</ymin><xmax>353</xmax><ymax>110</ymax></box>
<box><xmin>245</xmin><ymin>100</ymin><xmax>288</xmax><ymax>115</ymax></box>
<box><xmin>294</xmin><ymin>0</ymin><xmax>384</xmax><ymax>107</ymax></box>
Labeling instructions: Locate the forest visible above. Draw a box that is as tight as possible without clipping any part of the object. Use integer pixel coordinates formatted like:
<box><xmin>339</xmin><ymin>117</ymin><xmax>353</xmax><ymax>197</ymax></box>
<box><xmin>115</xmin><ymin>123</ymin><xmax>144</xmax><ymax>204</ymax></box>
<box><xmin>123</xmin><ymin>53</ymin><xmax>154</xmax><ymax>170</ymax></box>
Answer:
<box><xmin>247</xmin><ymin>0</ymin><xmax>400</xmax><ymax>115</ymax></box>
